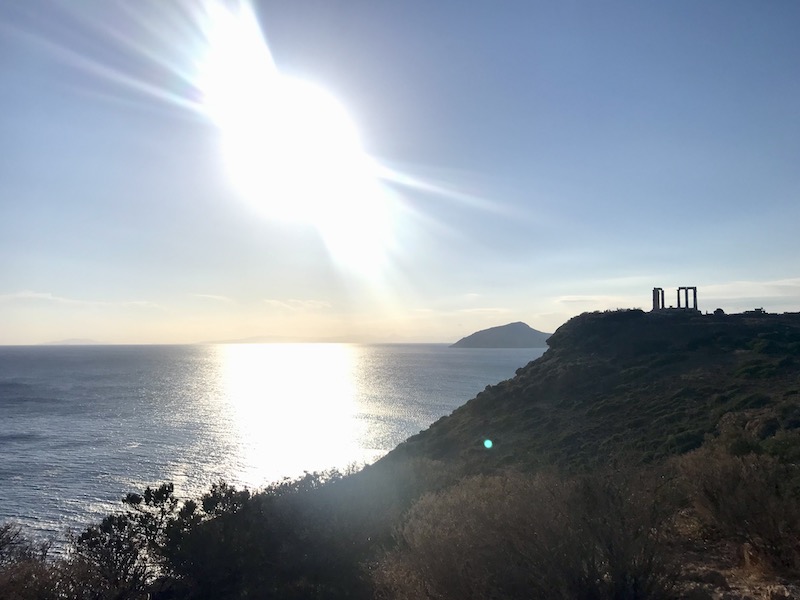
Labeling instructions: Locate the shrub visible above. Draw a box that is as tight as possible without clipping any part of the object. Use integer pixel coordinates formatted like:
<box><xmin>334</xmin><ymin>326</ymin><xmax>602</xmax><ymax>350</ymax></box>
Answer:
<box><xmin>162</xmin><ymin>469</ymin><xmax>381</xmax><ymax>599</ymax></box>
<box><xmin>73</xmin><ymin>481</ymin><xmax>201</xmax><ymax>599</ymax></box>
<box><xmin>0</xmin><ymin>525</ymin><xmax>109</xmax><ymax>600</ymax></box>
<box><xmin>0</xmin><ymin>523</ymin><xmax>48</xmax><ymax>567</ymax></box>
<box><xmin>375</xmin><ymin>468</ymin><xmax>679</xmax><ymax>600</ymax></box>
<box><xmin>680</xmin><ymin>446</ymin><xmax>800</xmax><ymax>575</ymax></box>
<box><xmin>0</xmin><ymin>524</ymin><xmax>57</xmax><ymax>600</ymax></box>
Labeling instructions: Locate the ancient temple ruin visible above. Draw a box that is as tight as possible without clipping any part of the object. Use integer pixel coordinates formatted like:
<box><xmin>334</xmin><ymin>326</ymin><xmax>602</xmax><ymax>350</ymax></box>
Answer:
<box><xmin>677</xmin><ymin>286</ymin><xmax>698</xmax><ymax>310</ymax></box>
<box><xmin>652</xmin><ymin>286</ymin><xmax>698</xmax><ymax>311</ymax></box>
<box><xmin>652</xmin><ymin>287</ymin><xmax>665</xmax><ymax>310</ymax></box>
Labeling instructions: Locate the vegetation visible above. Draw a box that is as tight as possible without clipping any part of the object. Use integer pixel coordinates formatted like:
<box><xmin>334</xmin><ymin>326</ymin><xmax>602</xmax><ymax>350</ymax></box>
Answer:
<box><xmin>679</xmin><ymin>429</ymin><xmax>800</xmax><ymax>576</ymax></box>
<box><xmin>375</xmin><ymin>466</ymin><xmax>680</xmax><ymax>600</ymax></box>
<box><xmin>2</xmin><ymin>309</ymin><xmax>800</xmax><ymax>598</ymax></box>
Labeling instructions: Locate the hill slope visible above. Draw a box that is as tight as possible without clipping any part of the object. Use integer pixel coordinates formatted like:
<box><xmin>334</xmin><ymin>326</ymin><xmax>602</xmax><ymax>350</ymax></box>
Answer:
<box><xmin>450</xmin><ymin>321</ymin><xmax>551</xmax><ymax>348</ymax></box>
<box><xmin>383</xmin><ymin>309</ymin><xmax>800</xmax><ymax>473</ymax></box>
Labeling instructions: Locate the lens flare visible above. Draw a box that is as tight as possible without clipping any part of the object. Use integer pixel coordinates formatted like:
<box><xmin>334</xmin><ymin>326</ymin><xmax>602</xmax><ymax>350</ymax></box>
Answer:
<box><xmin>19</xmin><ymin>0</ymin><xmax>503</xmax><ymax>279</ymax></box>
<box><xmin>197</xmin><ymin>1</ymin><xmax>393</xmax><ymax>274</ymax></box>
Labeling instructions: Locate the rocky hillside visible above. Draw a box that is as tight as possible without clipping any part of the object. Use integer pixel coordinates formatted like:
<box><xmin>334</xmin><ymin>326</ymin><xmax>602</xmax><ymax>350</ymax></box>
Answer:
<box><xmin>370</xmin><ymin>309</ymin><xmax>800</xmax><ymax>598</ymax></box>
<box><xmin>385</xmin><ymin>309</ymin><xmax>800</xmax><ymax>472</ymax></box>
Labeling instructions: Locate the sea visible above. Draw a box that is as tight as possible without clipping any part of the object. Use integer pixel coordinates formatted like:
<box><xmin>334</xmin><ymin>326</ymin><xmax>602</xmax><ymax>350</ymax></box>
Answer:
<box><xmin>0</xmin><ymin>343</ymin><xmax>545</xmax><ymax>540</ymax></box>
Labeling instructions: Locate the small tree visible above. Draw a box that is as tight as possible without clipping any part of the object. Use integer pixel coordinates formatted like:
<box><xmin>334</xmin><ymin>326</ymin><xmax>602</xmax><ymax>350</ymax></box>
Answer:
<box><xmin>75</xmin><ymin>482</ymin><xmax>199</xmax><ymax>598</ymax></box>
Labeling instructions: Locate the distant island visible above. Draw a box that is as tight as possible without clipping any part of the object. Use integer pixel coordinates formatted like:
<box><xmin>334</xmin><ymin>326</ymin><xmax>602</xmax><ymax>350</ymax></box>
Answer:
<box><xmin>43</xmin><ymin>338</ymin><xmax>100</xmax><ymax>345</ymax></box>
<box><xmin>450</xmin><ymin>321</ymin><xmax>551</xmax><ymax>348</ymax></box>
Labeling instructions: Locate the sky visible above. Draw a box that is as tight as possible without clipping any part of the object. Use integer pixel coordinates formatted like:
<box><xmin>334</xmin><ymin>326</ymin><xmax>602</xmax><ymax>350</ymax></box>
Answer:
<box><xmin>1</xmin><ymin>1</ymin><xmax>799</xmax><ymax>345</ymax></box>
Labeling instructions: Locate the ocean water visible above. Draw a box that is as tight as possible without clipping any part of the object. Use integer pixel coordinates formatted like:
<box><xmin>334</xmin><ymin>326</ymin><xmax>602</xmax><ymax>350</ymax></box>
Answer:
<box><xmin>0</xmin><ymin>343</ymin><xmax>545</xmax><ymax>538</ymax></box>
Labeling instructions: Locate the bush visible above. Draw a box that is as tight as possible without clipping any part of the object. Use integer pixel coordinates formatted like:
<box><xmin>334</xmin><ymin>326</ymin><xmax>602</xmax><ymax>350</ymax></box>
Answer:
<box><xmin>73</xmin><ymin>482</ymin><xmax>202</xmax><ymax>599</ymax></box>
<box><xmin>0</xmin><ymin>524</ymin><xmax>110</xmax><ymax>600</ymax></box>
<box><xmin>680</xmin><ymin>445</ymin><xmax>800</xmax><ymax>575</ymax></box>
<box><xmin>162</xmin><ymin>470</ymin><xmax>380</xmax><ymax>599</ymax></box>
<box><xmin>375</xmin><ymin>468</ymin><xmax>679</xmax><ymax>600</ymax></box>
<box><xmin>0</xmin><ymin>523</ymin><xmax>48</xmax><ymax>567</ymax></box>
<box><xmin>0</xmin><ymin>524</ymin><xmax>55</xmax><ymax>600</ymax></box>
<box><xmin>0</xmin><ymin>464</ymin><xmax>445</xmax><ymax>600</ymax></box>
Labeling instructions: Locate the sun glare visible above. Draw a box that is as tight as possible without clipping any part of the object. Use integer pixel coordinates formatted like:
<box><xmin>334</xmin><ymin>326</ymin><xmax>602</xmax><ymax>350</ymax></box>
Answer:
<box><xmin>199</xmin><ymin>2</ymin><xmax>391</xmax><ymax>272</ymax></box>
<box><xmin>216</xmin><ymin>343</ymin><xmax>363</xmax><ymax>486</ymax></box>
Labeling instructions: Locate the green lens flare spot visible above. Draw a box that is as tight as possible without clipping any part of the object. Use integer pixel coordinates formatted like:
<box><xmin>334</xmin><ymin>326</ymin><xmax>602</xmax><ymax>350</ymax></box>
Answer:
<box><xmin>483</xmin><ymin>439</ymin><xmax>493</xmax><ymax>449</ymax></box>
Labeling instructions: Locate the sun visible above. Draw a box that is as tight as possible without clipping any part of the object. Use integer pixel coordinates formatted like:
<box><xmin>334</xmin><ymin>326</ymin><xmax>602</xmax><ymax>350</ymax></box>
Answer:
<box><xmin>199</xmin><ymin>2</ymin><xmax>390</xmax><ymax>271</ymax></box>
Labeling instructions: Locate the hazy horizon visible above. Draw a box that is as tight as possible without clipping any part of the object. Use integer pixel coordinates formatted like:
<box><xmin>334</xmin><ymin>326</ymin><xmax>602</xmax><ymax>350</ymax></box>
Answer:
<box><xmin>2</xmin><ymin>1</ymin><xmax>799</xmax><ymax>345</ymax></box>
<box><xmin>8</xmin><ymin>320</ymin><xmax>555</xmax><ymax>346</ymax></box>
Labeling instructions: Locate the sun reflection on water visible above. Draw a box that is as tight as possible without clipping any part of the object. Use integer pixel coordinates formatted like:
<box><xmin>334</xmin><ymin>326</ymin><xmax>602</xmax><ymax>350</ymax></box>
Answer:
<box><xmin>214</xmin><ymin>343</ymin><xmax>362</xmax><ymax>487</ymax></box>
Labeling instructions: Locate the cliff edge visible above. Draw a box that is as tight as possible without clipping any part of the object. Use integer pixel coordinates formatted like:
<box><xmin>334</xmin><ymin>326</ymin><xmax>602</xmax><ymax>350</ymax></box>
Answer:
<box><xmin>385</xmin><ymin>308</ymin><xmax>800</xmax><ymax>472</ymax></box>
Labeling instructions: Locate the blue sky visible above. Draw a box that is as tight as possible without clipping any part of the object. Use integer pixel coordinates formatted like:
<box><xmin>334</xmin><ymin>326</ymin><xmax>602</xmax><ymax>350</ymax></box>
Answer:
<box><xmin>1</xmin><ymin>1</ymin><xmax>799</xmax><ymax>344</ymax></box>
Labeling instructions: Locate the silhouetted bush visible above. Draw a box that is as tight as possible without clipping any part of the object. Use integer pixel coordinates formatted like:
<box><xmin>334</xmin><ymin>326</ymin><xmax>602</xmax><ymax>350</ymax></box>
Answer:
<box><xmin>73</xmin><ymin>482</ymin><xmax>200</xmax><ymax>599</ymax></box>
<box><xmin>375</xmin><ymin>468</ymin><xmax>679</xmax><ymax>600</ymax></box>
<box><xmin>163</xmin><ymin>459</ymin><xmax>454</xmax><ymax>599</ymax></box>
<box><xmin>0</xmin><ymin>525</ymin><xmax>113</xmax><ymax>600</ymax></box>
<box><xmin>0</xmin><ymin>523</ymin><xmax>48</xmax><ymax>567</ymax></box>
<box><xmin>159</xmin><ymin>470</ymin><xmax>376</xmax><ymax>599</ymax></box>
<box><xmin>0</xmin><ymin>458</ymin><xmax>456</xmax><ymax>600</ymax></box>
<box><xmin>0</xmin><ymin>524</ymin><xmax>55</xmax><ymax>599</ymax></box>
